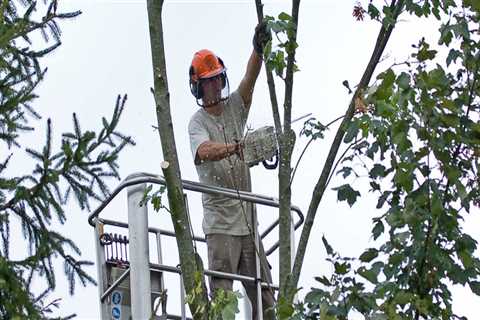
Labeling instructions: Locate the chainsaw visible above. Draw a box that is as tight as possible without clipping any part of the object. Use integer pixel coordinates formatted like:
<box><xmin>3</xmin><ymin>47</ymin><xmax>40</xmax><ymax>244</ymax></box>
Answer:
<box><xmin>242</xmin><ymin>113</ymin><xmax>312</xmax><ymax>170</ymax></box>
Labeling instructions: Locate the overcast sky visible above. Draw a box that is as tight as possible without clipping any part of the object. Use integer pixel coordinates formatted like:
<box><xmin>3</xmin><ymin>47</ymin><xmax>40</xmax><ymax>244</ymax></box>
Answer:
<box><xmin>18</xmin><ymin>0</ymin><xmax>480</xmax><ymax>318</ymax></box>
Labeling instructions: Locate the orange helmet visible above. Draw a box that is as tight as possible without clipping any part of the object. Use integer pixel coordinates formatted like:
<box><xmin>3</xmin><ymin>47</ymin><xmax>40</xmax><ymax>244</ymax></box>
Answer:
<box><xmin>189</xmin><ymin>49</ymin><xmax>225</xmax><ymax>81</ymax></box>
<box><xmin>189</xmin><ymin>49</ymin><xmax>229</xmax><ymax>104</ymax></box>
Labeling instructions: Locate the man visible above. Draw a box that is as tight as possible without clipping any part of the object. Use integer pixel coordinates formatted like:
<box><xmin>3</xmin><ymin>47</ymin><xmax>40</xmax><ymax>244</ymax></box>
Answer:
<box><xmin>188</xmin><ymin>23</ymin><xmax>275</xmax><ymax>320</ymax></box>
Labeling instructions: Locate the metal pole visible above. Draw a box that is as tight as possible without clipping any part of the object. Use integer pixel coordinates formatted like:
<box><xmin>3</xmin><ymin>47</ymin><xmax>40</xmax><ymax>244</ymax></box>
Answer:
<box><xmin>156</xmin><ymin>231</ymin><xmax>166</xmax><ymax>317</ymax></box>
<box><xmin>253</xmin><ymin>205</ymin><xmax>263</xmax><ymax>320</ymax></box>
<box><xmin>127</xmin><ymin>183</ymin><xmax>152</xmax><ymax>319</ymax></box>
<box><xmin>242</xmin><ymin>287</ymin><xmax>252</xmax><ymax>319</ymax></box>
<box><xmin>94</xmin><ymin>222</ymin><xmax>110</xmax><ymax>320</ymax></box>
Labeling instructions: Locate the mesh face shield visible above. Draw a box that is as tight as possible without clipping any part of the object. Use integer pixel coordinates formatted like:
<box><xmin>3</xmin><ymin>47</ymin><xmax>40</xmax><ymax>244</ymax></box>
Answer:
<box><xmin>195</xmin><ymin>72</ymin><xmax>230</xmax><ymax>108</ymax></box>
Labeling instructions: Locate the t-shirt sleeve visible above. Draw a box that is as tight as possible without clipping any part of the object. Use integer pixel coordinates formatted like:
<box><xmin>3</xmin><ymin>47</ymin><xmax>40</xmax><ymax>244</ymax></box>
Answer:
<box><xmin>188</xmin><ymin>116</ymin><xmax>209</xmax><ymax>164</ymax></box>
<box><xmin>229</xmin><ymin>90</ymin><xmax>249</xmax><ymax>129</ymax></box>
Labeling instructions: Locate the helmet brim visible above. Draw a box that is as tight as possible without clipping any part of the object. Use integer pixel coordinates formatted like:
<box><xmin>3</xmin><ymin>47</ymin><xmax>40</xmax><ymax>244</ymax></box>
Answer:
<box><xmin>198</xmin><ymin>67</ymin><xmax>226</xmax><ymax>80</ymax></box>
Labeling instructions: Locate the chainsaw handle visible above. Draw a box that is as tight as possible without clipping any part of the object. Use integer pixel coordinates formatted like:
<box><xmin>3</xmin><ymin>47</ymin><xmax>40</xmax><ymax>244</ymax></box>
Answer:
<box><xmin>262</xmin><ymin>151</ymin><xmax>278</xmax><ymax>170</ymax></box>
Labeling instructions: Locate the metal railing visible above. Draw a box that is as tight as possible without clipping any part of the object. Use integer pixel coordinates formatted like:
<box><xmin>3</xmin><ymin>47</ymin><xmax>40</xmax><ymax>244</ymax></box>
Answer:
<box><xmin>88</xmin><ymin>172</ymin><xmax>304</xmax><ymax>255</ymax></box>
<box><xmin>89</xmin><ymin>172</ymin><xmax>304</xmax><ymax>320</ymax></box>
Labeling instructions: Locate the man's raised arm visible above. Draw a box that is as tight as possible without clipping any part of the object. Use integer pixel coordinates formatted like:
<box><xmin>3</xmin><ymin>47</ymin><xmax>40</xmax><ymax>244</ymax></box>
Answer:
<box><xmin>238</xmin><ymin>22</ymin><xmax>270</xmax><ymax>110</ymax></box>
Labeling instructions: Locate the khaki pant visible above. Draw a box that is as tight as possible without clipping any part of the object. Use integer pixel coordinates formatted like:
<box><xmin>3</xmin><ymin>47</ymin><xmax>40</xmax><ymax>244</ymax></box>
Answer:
<box><xmin>206</xmin><ymin>234</ymin><xmax>276</xmax><ymax>320</ymax></box>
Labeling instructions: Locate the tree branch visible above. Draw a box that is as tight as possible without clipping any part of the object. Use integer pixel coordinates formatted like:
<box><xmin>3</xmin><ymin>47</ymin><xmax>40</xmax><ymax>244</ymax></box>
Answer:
<box><xmin>289</xmin><ymin>0</ymin><xmax>406</xmax><ymax>295</ymax></box>
<box><xmin>254</xmin><ymin>0</ymin><xmax>282</xmax><ymax>136</ymax></box>
<box><xmin>277</xmin><ymin>0</ymin><xmax>301</xmax><ymax>293</ymax></box>
<box><xmin>146</xmin><ymin>0</ymin><xmax>208</xmax><ymax>317</ymax></box>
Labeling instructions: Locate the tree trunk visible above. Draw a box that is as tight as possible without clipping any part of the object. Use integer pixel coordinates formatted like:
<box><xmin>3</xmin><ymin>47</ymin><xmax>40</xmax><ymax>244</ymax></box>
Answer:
<box><xmin>146</xmin><ymin>0</ymin><xmax>209</xmax><ymax>318</ymax></box>
<box><xmin>278</xmin><ymin>0</ymin><xmax>301</xmax><ymax>296</ymax></box>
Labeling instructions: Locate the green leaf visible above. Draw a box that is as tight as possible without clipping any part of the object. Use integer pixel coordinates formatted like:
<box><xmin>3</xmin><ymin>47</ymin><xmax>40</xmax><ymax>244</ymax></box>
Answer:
<box><xmin>278</xmin><ymin>12</ymin><xmax>292</xmax><ymax>21</ymax></box>
<box><xmin>358</xmin><ymin>266</ymin><xmax>378</xmax><ymax>284</ymax></box>
<box><xmin>464</xmin><ymin>0</ymin><xmax>480</xmax><ymax>12</ymax></box>
<box><xmin>322</xmin><ymin>235</ymin><xmax>334</xmax><ymax>256</ymax></box>
<box><xmin>221</xmin><ymin>292</ymin><xmax>240</xmax><ymax>320</ymax></box>
<box><xmin>372</xmin><ymin>220</ymin><xmax>385</xmax><ymax>240</ymax></box>
<box><xmin>393</xmin><ymin>232</ymin><xmax>409</xmax><ymax>244</ymax></box>
<box><xmin>344</xmin><ymin>121</ymin><xmax>359</xmax><ymax>143</ymax></box>
<box><xmin>394</xmin><ymin>169</ymin><xmax>413</xmax><ymax>192</ymax></box>
<box><xmin>427</xmin><ymin>67</ymin><xmax>449</xmax><ymax>89</ymax></box>
<box><xmin>382</xmin><ymin>6</ymin><xmax>395</xmax><ymax>27</ymax></box>
<box><xmin>439</xmin><ymin>22</ymin><xmax>453</xmax><ymax>45</ymax></box>
<box><xmin>451</xmin><ymin>20</ymin><xmax>470</xmax><ymax>39</ymax></box>
<box><xmin>375</xmin><ymin>69</ymin><xmax>396</xmax><ymax>100</ymax></box>
<box><xmin>446</xmin><ymin>49</ymin><xmax>461</xmax><ymax>66</ymax></box>
<box><xmin>368</xmin><ymin>4</ymin><xmax>380</xmax><ymax>20</ymax></box>
<box><xmin>333</xmin><ymin>184</ymin><xmax>361</xmax><ymax>207</ymax></box>
<box><xmin>416</xmin><ymin>41</ymin><xmax>437</xmax><ymax>62</ymax></box>
<box><xmin>359</xmin><ymin>248</ymin><xmax>379</xmax><ymax>262</ymax></box>
<box><xmin>396</xmin><ymin>72</ymin><xmax>410</xmax><ymax>90</ymax></box>
<box><xmin>457</xmin><ymin>234</ymin><xmax>477</xmax><ymax>253</ymax></box>
<box><xmin>458</xmin><ymin>250</ymin><xmax>474</xmax><ymax>269</ymax></box>
<box><xmin>380</xmin><ymin>69</ymin><xmax>396</xmax><ymax>86</ymax></box>
<box><xmin>314</xmin><ymin>276</ymin><xmax>331</xmax><ymax>287</ymax></box>
<box><xmin>440</xmin><ymin>113</ymin><xmax>459</xmax><ymax>127</ymax></box>
<box><xmin>376</xmin><ymin>101</ymin><xmax>395</xmax><ymax>117</ymax></box>
<box><xmin>370</xmin><ymin>164</ymin><xmax>387</xmax><ymax>179</ymax></box>
<box><xmin>277</xmin><ymin>296</ymin><xmax>294</xmax><ymax>319</ymax></box>
<box><xmin>334</xmin><ymin>262</ymin><xmax>349</xmax><ymax>275</ymax></box>
<box><xmin>305</xmin><ymin>288</ymin><xmax>327</xmax><ymax>305</ymax></box>
<box><xmin>337</xmin><ymin>166</ymin><xmax>353</xmax><ymax>178</ymax></box>
<box><xmin>394</xmin><ymin>291</ymin><xmax>413</xmax><ymax>305</ymax></box>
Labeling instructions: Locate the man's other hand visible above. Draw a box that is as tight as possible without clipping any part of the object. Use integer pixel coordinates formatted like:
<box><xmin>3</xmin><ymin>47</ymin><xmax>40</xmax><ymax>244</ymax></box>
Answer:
<box><xmin>252</xmin><ymin>21</ymin><xmax>271</xmax><ymax>55</ymax></box>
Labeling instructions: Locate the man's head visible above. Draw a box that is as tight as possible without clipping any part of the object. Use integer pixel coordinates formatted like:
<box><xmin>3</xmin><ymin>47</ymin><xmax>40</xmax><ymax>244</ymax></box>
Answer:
<box><xmin>189</xmin><ymin>49</ymin><xmax>229</xmax><ymax>107</ymax></box>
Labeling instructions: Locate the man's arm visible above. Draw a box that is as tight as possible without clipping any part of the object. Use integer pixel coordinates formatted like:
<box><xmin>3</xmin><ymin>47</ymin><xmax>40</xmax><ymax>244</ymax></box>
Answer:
<box><xmin>237</xmin><ymin>50</ymin><xmax>263</xmax><ymax>110</ymax></box>
<box><xmin>195</xmin><ymin>141</ymin><xmax>240</xmax><ymax>164</ymax></box>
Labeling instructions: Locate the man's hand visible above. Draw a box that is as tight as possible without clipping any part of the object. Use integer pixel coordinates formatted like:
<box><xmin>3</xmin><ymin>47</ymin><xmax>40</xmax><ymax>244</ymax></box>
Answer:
<box><xmin>252</xmin><ymin>21</ymin><xmax>271</xmax><ymax>55</ymax></box>
<box><xmin>234</xmin><ymin>140</ymin><xmax>245</xmax><ymax>161</ymax></box>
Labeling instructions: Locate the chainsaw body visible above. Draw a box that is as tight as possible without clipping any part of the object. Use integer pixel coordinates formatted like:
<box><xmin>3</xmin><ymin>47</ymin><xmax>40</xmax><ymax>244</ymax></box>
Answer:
<box><xmin>243</xmin><ymin>126</ymin><xmax>278</xmax><ymax>168</ymax></box>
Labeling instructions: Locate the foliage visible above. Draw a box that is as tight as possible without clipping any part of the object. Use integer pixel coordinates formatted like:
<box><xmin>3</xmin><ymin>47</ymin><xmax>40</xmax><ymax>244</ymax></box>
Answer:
<box><xmin>140</xmin><ymin>184</ymin><xmax>168</xmax><ymax>212</ymax></box>
<box><xmin>0</xmin><ymin>1</ymin><xmax>133</xmax><ymax>318</ymax></box>
<box><xmin>296</xmin><ymin>1</ymin><xmax>480</xmax><ymax>318</ymax></box>
<box><xmin>209</xmin><ymin>289</ymin><xmax>241</xmax><ymax>320</ymax></box>
<box><xmin>185</xmin><ymin>271</ymin><xmax>241</xmax><ymax>320</ymax></box>
<box><xmin>264</xmin><ymin>12</ymin><xmax>299</xmax><ymax>79</ymax></box>
<box><xmin>289</xmin><ymin>238</ymin><xmax>374</xmax><ymax>320</ymax></box>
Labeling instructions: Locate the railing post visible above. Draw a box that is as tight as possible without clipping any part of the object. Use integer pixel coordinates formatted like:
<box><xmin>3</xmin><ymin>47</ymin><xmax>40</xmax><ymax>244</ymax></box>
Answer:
<box><xmin>253</xmin><ymin>205</ymin><xmax>263</xmax><ymax>320</ymax></box>
<box><xmin>94</xmin><ymin>222</ymin><xmax>110</xmax><ymax>320</ymax></box>
<box><xmin>127</xmin><ymin>183</ymin><xmax>152</xmax><ymax>319</ymax></box>
<box><xmin>155</xmin><ymin>231</ymin><xmax>167</xmax><ymax>317</ymax></box>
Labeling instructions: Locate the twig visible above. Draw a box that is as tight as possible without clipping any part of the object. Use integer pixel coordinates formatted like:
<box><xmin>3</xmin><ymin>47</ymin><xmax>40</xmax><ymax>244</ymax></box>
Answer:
<box><xmin>325</xmin><ymin>138</ymin><xmax>365</xmax><ymax>189</ymax></box>
<box><xmin>290</xmin><ymin>113</ymin><xmax>347</xmax><ymax>186</ymax></box>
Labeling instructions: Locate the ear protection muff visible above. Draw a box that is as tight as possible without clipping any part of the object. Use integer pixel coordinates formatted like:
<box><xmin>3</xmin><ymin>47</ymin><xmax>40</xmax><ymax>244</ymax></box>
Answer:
<box><xmin>189</xmin><ymin>66</ymin><xmax>202</xmax><ymax>99</ymax></box>
<box><xmin>217</xmin><ymin>57</ymin><xmax>227</xmax><ymax>88</ymax></box>
<box><xmin>189</xmin><ymin>56</ymin><xmax>226</xmax><ymax>100</ymax></box>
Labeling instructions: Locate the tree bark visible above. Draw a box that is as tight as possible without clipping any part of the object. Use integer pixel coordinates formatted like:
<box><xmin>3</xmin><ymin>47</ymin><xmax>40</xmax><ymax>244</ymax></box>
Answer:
<box><xmin>146</xmin><ymin>0</ymin><xmax>209</xmax><ymax>318</ymax></box>
<box><xmin>278</xmin><ymin>0</ymin><xmax>301</xmax><ymax>295</ymax></box>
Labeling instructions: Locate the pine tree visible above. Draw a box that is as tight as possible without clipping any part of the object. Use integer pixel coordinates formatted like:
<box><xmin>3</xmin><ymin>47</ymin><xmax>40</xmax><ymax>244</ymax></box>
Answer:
<box><xmin>0</xmin><ymin>1</ymin><xmax>134</xmax><ymax>318</ymax></box>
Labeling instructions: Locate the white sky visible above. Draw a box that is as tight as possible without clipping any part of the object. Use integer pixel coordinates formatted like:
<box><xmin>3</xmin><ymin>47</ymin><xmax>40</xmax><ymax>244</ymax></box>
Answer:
<box><xmin>14</xmin><ymin>0</ymin><xmax>480</xmax><ymax>318</ymax></box>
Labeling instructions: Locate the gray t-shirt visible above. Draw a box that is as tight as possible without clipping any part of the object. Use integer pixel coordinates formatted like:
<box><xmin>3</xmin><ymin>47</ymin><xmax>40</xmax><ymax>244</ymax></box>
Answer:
<box><xmin>188</xmin><ymin>91</ymin><xmax>252</xmax><ymax>236</ymax></box>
